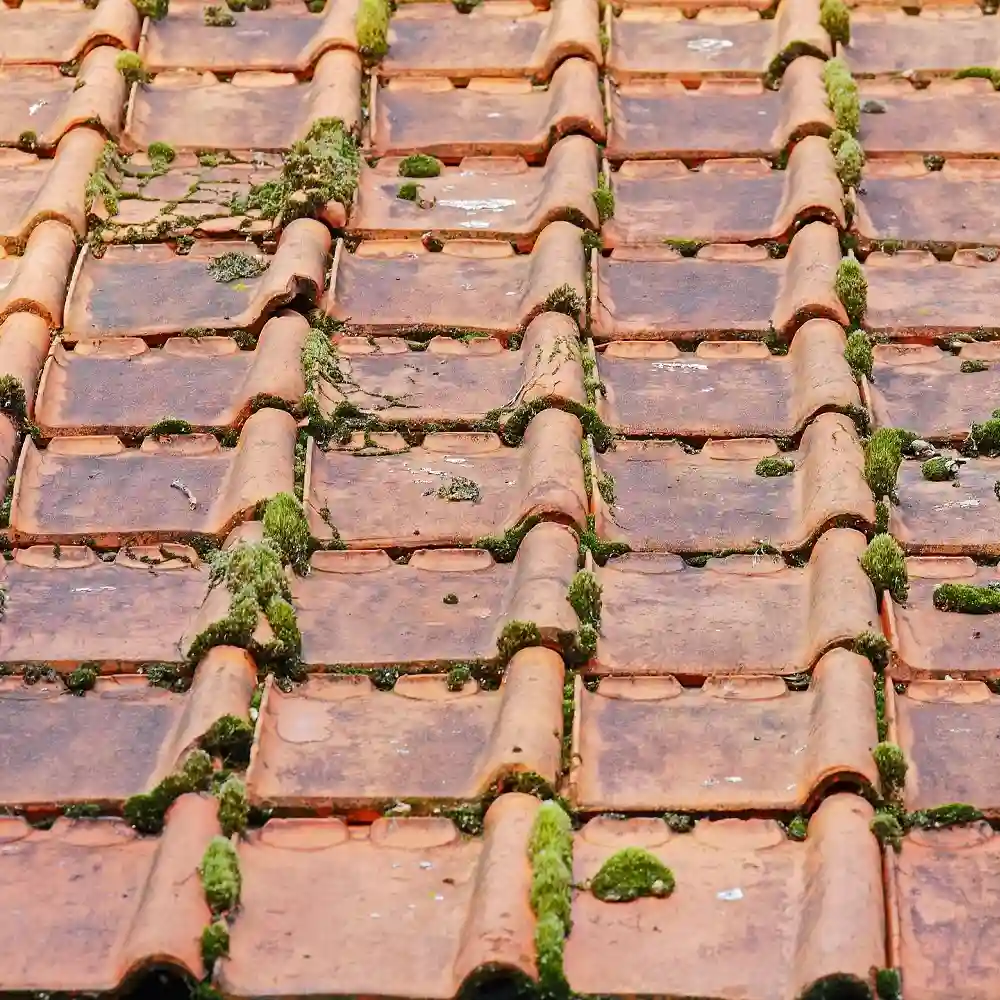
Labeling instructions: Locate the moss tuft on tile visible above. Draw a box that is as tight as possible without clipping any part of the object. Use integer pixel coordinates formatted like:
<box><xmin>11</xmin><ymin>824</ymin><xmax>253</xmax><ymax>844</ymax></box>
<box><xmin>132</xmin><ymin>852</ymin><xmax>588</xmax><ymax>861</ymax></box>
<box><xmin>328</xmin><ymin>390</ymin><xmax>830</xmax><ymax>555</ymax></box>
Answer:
<box><xmin>864</xmin><ymin>428</ymin><xmax>901</xmax><ymax>502</ymax></box>
<box><xmin>202</xmin><ymin>714</ymin><xmax>255</xmax><ymax>767</ymax></box>
<box><xmin>853</xmin><ymin>630</ymin><xmax>889</xmax><ymax>672</ymax></box>
<box><xmin>65</xmin><ymin>664</ymin><xmax>98</xmax><ymax>696</ymax></box>
<box><xmin>133</xmin><ymin>0</ymin><xmax>168</xmax><ymax>18</ymax></box>
<box><xmin>823</xmin><ymin>57</ymin><xmax>860</xmax><ymax>136</ymax></box>
<box><xmin>124</xmin><ymin>749</ymin><xmax>213</xmax><ymax>834</ymax></box>
<box><xmin>932</xmin><ymin>582</ymin><xmax>1000</xmax><ymax>614</ymax></box>
<box><xmin>589</xmin><ymin>847</ymin><xmax>675</xmax><ymax>903</ymax></box>
<box><xmin>200</xmin><ymin>836</ymin><xmax>241</xmax><ymax>914</ymax></box>
<box><xmin>820</xmin><ymin>0</ymin><xmax>850</xmax><ymax>46</ymax></box>
<box><xmin>921</xmin><ymin>456</ymin><xmax>957</xmax><ymax>482</ymax></box>
<box><xmin>755</xmin><ymin>456</ymin><xmax>794</xmax><ymax>477</ymax></box>
<box><xmin>870</xmin><ymin>810</ymin><xmax>903</xmax><ymax>851</ymax></box>
<box><xmin>873</xmin><ymin>741</ymin><xmax>907</xmax><ymax>800</ymax></box>
<box><xmin>201</xmin><ymin>920</ymin><xmax>230</xmax><ymax>969</ymax></box>
<box><xmin>592</xmin><ymin>173</ymin><xmax>614</xmax><ymax>224</ymax></box>
<box><xmin>216</xmin><ymin>775</ymin><xmax>249</xmax><ymax>837</ymax></box>
<box><xmin>861</xmin><ymin>534</ymin><xmax>908</xmax><ymax>604</ymax></box>
<box><xmin>835</xmin><ymin>256</ymin><xmax>867</xmax><ymax>327</ymax></box>
<box><xmin>398</xmin><ymin>155</ymin><xmax>443</xmax><ymax>179</ymax></box>
<box><xmin>262</xmin><ymin>492</ymin><xmax>312</xmax><ymax>575</ymax></box>
<box><xmin>497</xmin><ymin>620</ymin><xmax>542</xmax><ymax>664</ymax></box>
<box><xmin>115</xmin><ymin>52</ymin><xmax>150</xmax><ymax>85</ymax></box>
<box><xmin>356</xmin><ymin>0</ymin><xmax>390</xmax><ymax>64</ymax></box>
<box><xmin>529</xmin><ymin>800</ymin><xmax>573</xmax><ymax>997</ymax></box>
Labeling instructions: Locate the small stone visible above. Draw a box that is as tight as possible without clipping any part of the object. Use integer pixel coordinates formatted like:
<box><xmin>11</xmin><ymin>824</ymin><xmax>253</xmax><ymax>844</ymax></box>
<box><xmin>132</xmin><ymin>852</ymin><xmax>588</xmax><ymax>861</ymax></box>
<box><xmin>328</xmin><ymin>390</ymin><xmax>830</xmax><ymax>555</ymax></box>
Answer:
<box><xmin>861</xmin><ymin>98</ymin><xmax>887</xmax><ymax>114</ymax></box>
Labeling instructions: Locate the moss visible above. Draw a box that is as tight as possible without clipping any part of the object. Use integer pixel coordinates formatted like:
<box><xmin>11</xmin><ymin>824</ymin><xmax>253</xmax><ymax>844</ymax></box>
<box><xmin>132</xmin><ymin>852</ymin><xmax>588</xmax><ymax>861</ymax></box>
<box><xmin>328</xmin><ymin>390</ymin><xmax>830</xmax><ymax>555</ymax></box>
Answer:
<box><xmin>909</xmin><ymin>803</ymin><xmax>983</xmax><ymax>829</ymax></box>
<box><xmin>528</xmin><ymin>801</ymin><xmax>574</xmax><ymax>997</ymax></box>
<box><xmin>875</xmin><ymin>968</ymin><xmax>902</xmax><ymax>1000</ymax></box>
<box><xmin>932</xmin><ymin>582</ymin><xmax>1000</xmax><ymax>614</ymax></box>
<box><xmin>835</xmin><ymin>257</ymin><xmax>867</xmax><ymax>326</ymax></box>
<box><xmin>356</xmin><ymin>0</ymin><xmax>390</xmax><ymax>63</ymax></box>
<box><xmin>596</xmin><ymin>469</ymin><xmax>615</xmax><ymax>507</ymax></box>
<box><xmin>207</xmin><ymin>251</ymin><xmax>267</xmax><ymax>282</ymax></box>
<box><xmin>843</xmin><ymin>329</ymin><xmax>874</xmax><ymax>383</ymax></box>
<box><xmin>663</xmin><ymin>238</ymin><xmax>705</xmax><ymax>257</ymax></box>
<box><xmin>592</xmin><ymin>172</ymin><xmax>614</xmax><ymax>224</ymax></box>
<box><xmin>147</xmin><ymin>417</ymin><xmax>192</xmax><ymax>439</ymax></box>
<box><xmin>663</xmin><ymin>812</ymin><xmax>695</xmax><ymax>833</ymax></box>
<box><xmin>123</xmin><ymin>749</ymin><xmax>213</xmax><ymax>834</ymax></box>
<box><xmin>861</xmin><ymin>534</ymin><xmax>908</xmax><ymax>604</ymax></box>
<box><xmin>397</xmin><ymin>181</ymin><xmax>421</xmax><ymax>202</ymax></box>
<box><xmin>578</xmin><ymin>514</ymin><xmax>630</xmax><ymax>565</ymax></box>
<box><xmin>567</xmin><ymin>570</ymin><xmax>601</xmax><ymax>628</ymax></box>
<box><xmin>921</xmin><ymin>456</ymin><xmax>956</xmax><ymax>482</ymax></box>
<box><xmin>960</xmin><ymin>359</ymin><xmax>989</xmax><ymax>374</ymax></box>
<box><xmin>262</xmin><ymin>492</ymin><xmax>312</xmax><ymax>574</ymax></box>
<box><xmin>873</xmin><ymin>741</ymin><xmax>907</xmax><ymax>800</ymax></box>
<box><xmin>443</xmin><ymin>593</ymin><xmax>459</xmax><ymax>606</ymax></box>
<box><xmin>823</xmin><ymin>57</ymin><xmax>860</xmax><ymax>135</ymax></box>
<box><xmin>264</xmin><ymin>595</ymin><xmax>302</xmax><ymax>669</ymax></box>
<box><xmin>64</xmin><ymin>803</ymin><xmax>102</xmax><ymax>818</ymax></box>
<box><xmin>864</xmin><ymin>427</ymin><xmax>902</xmax><ymax>501</ymax></box>
<box><xmin>820</xmin><ymin>0</ymin><xmax>850</xmax><ymax>46</ymax></box>
<box><xmin>200</xmin><ymin>836</ymin><xmax>241</xmax><ymax>914</ymax></box>
<box><xmin>0</xmin><ymin>376</ymin><xmax>26</xmax><ymax>428</ymax></box>
<box><xmin>497</xmin><ymin>620</ymin><xmax>542</xmax><ymax>664</ymax></box>
<box><xmin>853</xmin><ymin>630</ymin><xmax>890</xmax><ymax>672</ymax></box>
<box><xmin>204</xmin><ymin>3</ymin><xmax>236</xmax><ymax>23</ymax></box>
<box><xmin>870</xmin><ymin>810</ymin><xmax>903</xmax><ymax>851</ymax></box>
<box><xmin>437</xmin><ymin>476</ymin><xmax>481</xmax><ymax>502</ymax></box>
<box><xmin>875</xmin><ymin>498</ymin><xmax>889</xmax><ymax>534</ymax></box>
<box><xmin>475</xmin><ymin>516</ymin><xmax>539</xmax><ymax>562</ymax></box>
<box><xmin>834</xmin><ymin>134</ymin><xmax>864</xmax><ymax>190</ymax></box>
<box><xmin>16</xmin><ymin>130</ymin><xmax>38</xmax><ymax>152</ymax></box>
<box><xmin>201</xmin><ymin>714</ymin><xmax>254</xmax><ymax>767</ymax></box>
<box><xmin>589</xmin><ymin>847</ymin><xmax>675</xmax><ymax>903</ymax></box>
<box><xmin>969</xmin><ymin>411</ymin><xmax>1000</xmax><ymax>456</ymax></box>
<box><xmin>115</xmin><ymin>52</ymin><xmax>150</xmax><ymax>85</ymax></box>
<box><xmin>530</xmin><ymin>848</ymin><xmax>573</xmax><ymax>929</ymax></box>
<box><xmin>955</xmin><ymin>66</ymin><xmax>1000</xmax><ymax>89</ymax></box>
<box><xmin>755</xmin><ymin>456</ymin><xmax>794</xmax><ymax>477</ymax></box>
<box><xmin>541</xmin><ymin>284</ymin><xmax>584</xmax><ymax>318</ymax></box>
<box><xmin>216</xmin><ymin>775</ymin><xmax>249</xmax><ymax>837</ymax></box>
<box><xmin>65</xmin><ymin>664</ymin><xmax>98</xmax><ymax>696</ymax></box>
<box><xmin>133</xmin><ymin>0</ymin><xmax>168</xmax><ymax>16</ymax></box>
<box><xmin>786</xmin><ymin>815</ymin><xmax>808</xmax><ymax>841</ymax></box>
<box><xmin>446</xmin><ymin>665</ymin><xmax>472</xmax><ymax>690</ymax></box>
<box><xmin>399</xmin><ymin>154</ymin><xmax>442</xmax><ymax>178</ymax></box>
<box><xmin>201</xmin><ymin>920</ymin><xmax>229</xmax><ymax>968</ymax></box>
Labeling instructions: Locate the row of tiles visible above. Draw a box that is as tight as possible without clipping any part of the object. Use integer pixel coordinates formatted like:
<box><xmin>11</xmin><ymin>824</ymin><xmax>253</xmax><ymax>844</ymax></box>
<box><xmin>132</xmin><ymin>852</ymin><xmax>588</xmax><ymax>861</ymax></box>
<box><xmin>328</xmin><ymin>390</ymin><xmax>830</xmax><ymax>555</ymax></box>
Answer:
<box><xmin>3</xmin><ymin>642</ymin><xmax>998</xmax><ymax>815</ymax></box>
<box><xmin>0</xmin><ymin>789</ymin><xmax>988</xmax><ymax>1000</ymax></box>
<box><xmin>5</xmin><ymin>48</ymin><xmax>1000</xmax><ymax>160</ymax></box>
<box><xmin>0</xmin><ymin>522</ymin><xmax>994</xmax><ymax>679</ymax></box>
<box><xmin>10</xmin><ymin>216</ymin><xmax>1000</xmax><ymax>343</ymax></box>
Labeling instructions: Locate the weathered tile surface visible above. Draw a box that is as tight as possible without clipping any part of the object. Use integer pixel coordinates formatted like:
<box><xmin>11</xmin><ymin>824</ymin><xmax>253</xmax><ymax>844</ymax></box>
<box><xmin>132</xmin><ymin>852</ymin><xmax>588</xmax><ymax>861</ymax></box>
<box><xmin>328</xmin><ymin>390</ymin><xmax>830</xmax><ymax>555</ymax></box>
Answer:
<box><xmin>0</xmin><ymin>312</ymin><xmax>53</xmax><ymax>419</ymax></box>
<box><xmin>0</xmin><ymin>219</ymin><xmax>79</xmax><ymax>329</ymax></box>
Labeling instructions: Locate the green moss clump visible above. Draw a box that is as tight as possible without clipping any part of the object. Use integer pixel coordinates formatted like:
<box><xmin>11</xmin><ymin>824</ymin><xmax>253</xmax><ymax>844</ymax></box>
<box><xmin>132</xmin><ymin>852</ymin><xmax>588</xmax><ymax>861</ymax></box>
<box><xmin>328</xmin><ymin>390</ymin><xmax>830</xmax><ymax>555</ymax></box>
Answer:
<box><xmin>921</xmin><ymin>456</ymin><xmax>956</xmax><ymax>482</ymax></box>
<box><xmin>399</xmin><ymin>154</ymin><xmax>442</xmax><ymax>178</ymax></box>
<box><xmin>397</xmin><ymin>182</ymin><xmax>420</xmax><ymax>202</ymax></box>
<box><xmin>201</xmin><ymin>920</ymin><xmax>229</xmax><ymax>968</ymax></box>
<box><xmin>497</xmin><ymin>619</ymin><xmax>542</xmax><ymax>663</ymax></box>
<box><xmin>262</xmin><ymin>492</ymin><xmax>312</xmax><ymax>574</ymax></box>
<box><xmin>123</xmin><ymin>749</ymin><xmax>213</xmax><ymax>834</ymax></box>
<box><xmin>446</xmin><ymin>665</ymin><xmax>472</xmax><ymax>690</ymax></box>
<box><xmin>834</xmin><ymin>134</ymin><xmax>864</xmax><ymax>190</ymax></box>
<box><xmin>864</xmin><ymin>427</ymin><xmax>902</xmax><ymax>501</ymax></box>
<box><xmin>873</xmin><ymin>741</ymin><xmax>907</xmax><ymax>800</ymax></box>
<box><xmin>835</xmin><ymin>257</ymin><xmax>867</xmax><ymax>326</ymax></box>
<box><xmin>844</xmin><ymin>329</ymin><xmax>873</xmax><ymax>382</ymax></box>
<box><xmin>875</xmin><ymin>498</ymin><xmax>889</xmax><ymax>534</ymax></box>
<box><xmin>861</xmin><ymin>534</ymin><xmax>908</xmax><ymax>604</ymax></box>
<box><xmin>664</xmin><ymin>812</ymin><xmax>695</xmax><ymax>833</ymax></box>
<box><xmin>115</xmin><ymin>52</ymin><xmax>150</xmax><ymax>85</ymax></box>
<box><xmin>909</xmin><ymin>803</ymin><xmax>983</xmax><ymax>829</ymax></box>
<box><xmin>969</xmin><ymin>411</ymin><xmax>1000</xmax><ymax>456</ymax></box>
<box><xmin>786</xmin><ymin>815</ymin><xmax>808</xmax><ymax>841</ymax></box>
<box><xmin>823</xmin><ymin>57</ymin><xmax>860</xmax><ymax>135</ymax></box>
<box><xmin>875</xmin><ymin>968</ymin><xmax>902</xmax><ymax>1000</ymax></box>
<box><xmin>65</xmin><ymin>664</ymin><xmax>98</xmax><ymax>696</ymax></box>
<box><xmin>961</xmin><ymin>359</ymin><xmax>989</xmax><ymax>374</ymax></box>
<box><xmin>356</xmin><ymin>0</ymin><xmax>390</xmax><ymax>63</ymax></box>
<box><xmin>589</xmin><ymin>847</ymin><xmax>675</xmax><ymax>903</ymax></box>
<box><xmin>541</xmin><ymin>284</ymin><xmax>585</xmax><ymax>318</ymax></box>
<box><xmin>200</xmin><ymin>836</ymin><xmax>241</xmax><ymax>914</ymax></box>
<box><xmin>820</xmin><ymin>0</ymin><xmax>850</xmax><ymax>46</ymax></box>
<box><xmin>216</xmin><ymin>775</ymin><xmax>249</xmax><ymax>837</ymax></box>
<box><xmin>530</xmin><ymin>847</ymin><xmax>573</xmax><ymax>929</ymax></box>
<box><xmin>932</xmin><ymin>582</ymin><xmax>1000</xmax><ymax>614</ymax></box>
<box><xmin>204</xmin><ymin>4</ymin><xmax>236</xmax><ymax>24</ymax></box>
<box><xmin>755</xmin><ymin>456</ymin><xmax>794</xmax><ymax>477</ymax></box>
<box><xmin>870</xmin><ymin>810</ymin><xmax>903</xmax><ymax>852</ymax></box>
<box><xmin>0</xmin><ymin>375</ymin><xmax>27</xmax><ymax>427</ymax></box>
<box><xmin>147</xmin><ymin>417</ymin><xmax>192</xmax><ymax>439</ymax></box>
<box><xmin>264</xmin><ymin>594</ymin><xmax>302</xmax><ymax>667</ymax></box>
<box><xmin>437</xmin><ymin>476</ymin><xmax>480</xmax><ymax>502</ymax></box>
<box><xmin>207</xmin><ymin>251</ymin><xmax>267</xmax><ymax>282</ymax></box>
<box><xmin>567</xmin><ymin>570</ymin><xmax>601</xmax><ymax>628</ymax></box>
<box><xmin>528</xmin><ymin>801</ymin><xmax>574</xmax><ymax>996</ymax></box>
<box><xmin>853</xmin><ymin>630</ymin><xmax>890</xmax><ymax>671</ymax></box>
<box><xmin>133</xmin><ymin>0</ymin><xmax>168</xmax><ymax>17</ymax></box>
<box><xmin>202</xmin><ymin>714</ymin><xmax>254</xmax><ymax>767</ymax></box>
<box><xmin>955</xmin><ymin>66</ymin><xmax>1000</xmax><ymax>89</ymax></box>
<box><xmin>147</xmin><ymin>140</ymin><xmax>175</xmax><ymax>169</ymax></box>
<box><xmin>592</xmin><ymin>173</ymin><xmax>614</xmax><ymax>224</ymax></box>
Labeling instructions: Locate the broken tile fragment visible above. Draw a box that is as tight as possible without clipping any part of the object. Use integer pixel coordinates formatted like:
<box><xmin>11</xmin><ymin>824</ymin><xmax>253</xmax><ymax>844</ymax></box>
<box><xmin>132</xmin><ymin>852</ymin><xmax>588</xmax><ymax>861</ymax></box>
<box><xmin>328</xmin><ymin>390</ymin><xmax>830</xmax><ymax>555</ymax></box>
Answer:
<box><xmin>594</xmin><ymin>528</ymin><xmax>880</xmax><ymax>676</ymax></box>
<box><xmin>324</xmin><ymin>221</ymin><xmax>585</xmax><ymax>338</ymax></box>
<box><xmin>293</xmin><ymin>521</ymin><xmax>580</xmax><ymax>668</ymax></box>
<box><xmin>592</xmin><ymin>221</ymin><xmax>846</xmax><ymax>341</ymax></box>
<box><xmin>371</xmin><ymin>58</ymin><xmax>605</xmax><ymax>163</ymax></box>
<box><xmin>594</xmin><ymin>412</ymin><xmax>874</xmax><ymax>554</ymax></box>
<box><xmin>9</xmin><ymin>407</ymin><xmax>297</xmax><ymax>546</ymax></box>
<box><xmin>247</xmin><ymin>646</ymin><xmax>564</xmax><ymax>811</ymax></box>
<box><xmin>595</xmin><ymin>320</ymin><xmax>861</xmax><ymax>439</ymax></box>
<box><xmin>35</xmin><ymin>312</ymin><xmax>308</xmax><ymax>436</ymax></box>
<box><xmin>0</xmin><ymin>219</ymin><xmax>79</xmax><ymax>329</ymax></box>
<box><xmin>304</xmin><ymin>408</ymin><xmax>587</xmax><ymax>549</ymax></box>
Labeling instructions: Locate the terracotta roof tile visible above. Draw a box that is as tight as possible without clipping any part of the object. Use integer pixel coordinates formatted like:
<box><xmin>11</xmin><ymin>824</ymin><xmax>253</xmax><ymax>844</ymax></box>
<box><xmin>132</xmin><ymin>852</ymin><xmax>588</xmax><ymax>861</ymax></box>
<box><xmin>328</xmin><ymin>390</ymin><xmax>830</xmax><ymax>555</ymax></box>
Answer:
<box><xmin>860</xmin><ymin>78</ymin><xmax>1000</xmax><ymax>159</ymax></box>
<box><xmin>323</xmin><ymin>222</ymin><xmax>585</xmax><ymax>338</ymax></box>
<box><xmin>571</xmin><ymin>648</ymin><xmax>879</xmax><ymax>812</ymax></box>
<box><xmin>846</xmin><ymin>7</ymin><xmax>998</xmax><ymax>78</ymax></box>
<box><xmin>35</xmin><ymin>312</ymin><xmax>308</xmax><ymax>436</ymax></box>
<box><xmin>320</xmin><ymin>313</ymin><xmax>587</xmax><ymax>428</ymax></box>
<box><xmin>125</xmin><ymin>49</ymin><xmax>362</xmax><ymax>153</ymax></box>
<box><xmin>889</xmin><ymin>678</ymin><xmax>1000</xmax><ymax>813</ymax></box>
<box><xmin>304</xmin><ymin>408</ymin><xmax>587</xmax><ymax>548</ymax></box>
<box><xmin>594</xmin><ymin>412</ymin><xmax>874</xmax><ymax>554</ymax></box>
<box><xmin>349</xmin><ymin>136</ymin><xmax>600</xmax><ymax>248</ymax></box>
<box><xmin>142</xmin><ymin>0</ymin><xmax>359</xmax><ymax>74</ymax></box>
<box><xmin>592</xmin><ymin>221</ymin><xmax>846</xmax><ymax>341</ymax></box>
<box><xmin>218</xmin><ymin>793</ymin><xmax>539</xmax><ymax>998</ymax></box>
<box><xmin>604</xmin><ymin>136</ymin><xmax>844</xmax><ymax>247</ymax></box>
<box><xmin>0</xmin><ymin>219</ymin><xmax>78</xmax><ymax>329</ymax></box>
<box><xmin>0</xmin><ymin>646</ymin><xmax>255</xmax><ymax>811</ymax></box>
<box><xmin>887</xmin><ymin>822</ymin><xmax>1000</xmax><ymax>1000</ymax></box>
<box><xmin>63</xmin><ymin>218</ymin><xmax>331</xmax><ymax>342</ymax></box>
<box><xmin>864</xmin><ymin>250</ymin><xmax>1000</xmax><ymax>340</ymax></box>
<box><xmin>0</xmin><ymin>413</ymin><xmax>22</xmax><ymax>508</ymax></box>
<box><xmin>617</xmin><ymin>0</ymin><xmax>774</xmax><ymax>10</ymax></box>
<box><xmin>370</xmin><ymin>58</ymin><xmax>605</xmax><ymax>162</ymax></box>
<box><xmin>292</xmin><ymin>521</ymin><xmax>580</xmax><ymax>668</ymax></box>
<box><xmin>247</xmin><ymin>647</ymin><xmax>564</xmax><ymax>811</ymax></box>
<box><xmin>608</xmin><ymin>0</ymin><xmax>829</xmax><ymax>84</ymax></box>
<box><xmin>594</xmin><ymin>528</ymin><xmax>881</xmax><ymax>676</ymax></box>
<box><xmin>887</xmin><ymin>557</ymin><xmax>1000</xmax><ymax>680</ymax></box>
<box><xmin>0</xmin><ymin>313</ymin><xmax>52</xmax><ymax>420</ymax></box>
<box><xmin>866</xmin><ymin>343</ymin><xmax>1000</xmax><ymax>443</ymax></box>
<box><xmin>0</xmin><ymin>792</ymin><xmax>218</xmax><ymax>993</ymax></box>
<box><xmin>565</xmin><ymin>794</ymin><xmax>885</xmax><ymax>998</ymax></box>
<box><xmin>595</xmin><ymin>320</ymin><xmax>861</xmax><ymax>439</ymax></box>
<box><xmin>854</xmin><ymin>159</ymin><xmax>1000</xmax><ymax>250</ymax></box>
<box><xmin>0</xmin><ymin>0</ymin><xmax>140</xmax><ymax>67</ymax></box>
<box><xmin>9</xmin><ymin>407</ymin><xmax>297</xmax><ymax>546</ymax></box>
<box><xmin>0</xmin><ymin>46</ymin><xmax>126</xmax><ymax>149</ymax></box>
<box><xmin>606</xmin><ymin>55</ymin><xmax>833</xmax><ymax>161</ymax></box>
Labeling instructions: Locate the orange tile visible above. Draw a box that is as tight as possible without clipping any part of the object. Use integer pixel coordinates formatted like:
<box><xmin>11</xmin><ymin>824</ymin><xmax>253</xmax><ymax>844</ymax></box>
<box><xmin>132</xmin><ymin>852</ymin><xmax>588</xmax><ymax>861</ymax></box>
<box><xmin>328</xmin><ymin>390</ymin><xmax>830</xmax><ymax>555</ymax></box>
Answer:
<box><xmin>594</xmin><ymin>413</ymin><xmax>874</xmax><ymax>554</ymax></box>
<box><xmin>126</xmin><ymin>50</ymin><xmax>361</xmax><ymax>152</ymax></box>
<box><xmin>370</xmin><ymin>58</ymin><xmax>605</xmax><ymax>163</ymax></box>
<box><xmin>325</xmin><ymin>222</ymin><xmax>585</xmax><ymax>338</ymax></box>
<box><xmin>293</xmin><ymin>521</ymin><xmax>580</xmax><ymax>667</ymax></box>
<box><xmin>0</xmin><ymin>792</ymin><xmax>218</xmax><ymax>993</ymax></box>
<box><xmin>349</xmin><ymin>136</ymin><xmax>600</xmax><ymax>248</ymax></box>
<box><xmin>607</xmin><ymin>55</ymin><xmax>833</xmax><ymax>162</ymax></box>
<box><xmin>0</xmin><ymin>313</ymin><xmax>53</xmax><ymax>421</ymax></box>
<box><xmin>0</xmin><ymin>647</ymin><xmax>255</xmax><ymax>811</ymax></box>
<box><xmin>35</xmin><ymin>313</ymin><xmax>308</xmax><ymax>436</ymax></box>
<box><xmin>305</xmin><ymin>409</ymin><xmax>587</xmax><ymax>549</ymax></box>
<box><xmin>0</xmin><ymin>220</ymin><xmax>78</xmax><ymax>329</ymax></box>
<box><xmin>9</xmin><ymin>408</ymin><xmax>296</xmax><ymax>546</ymax></box>
<box><xmin>0</xmin><ymin>0</ymin><xmax>139</xmax><ymax>66</ymax></box>
<box><xmin>566</xmin><ymin>795</ymin><xmax>885</xmax><ymax>999</ymax></box>
<box><xmin>247</xmin><ymin>647</ymin><xmax>564</xmax><ymax>810</ymax></box>
<box><xmin>594</xmin><ymin>528</ymin><xmax>881</xmax><ymax>676</ymax></box>
<box><xmin>218</xmin><ymin>794</ymin><xmax>539</xmax><ymax>998</ymax></box>
<box><xmin>63</xmin><ymin>219</ymin><xmax>331</xmax><ymax>342</ymax></box>
<box><xmin>595</xmin><ymin>321</ymin><xmax>861</xmax><ymax>439</ymax></box>
<box><xmin>320</xmin><ymin>314</ymin><xmax>587</xmax><ymax>429</ymax></box>
<box><xmin>0</xmin><ymin>544</ymin><xmax>211</xmax><ymax>671</ymax></box>
<box><xmin>592</xmin><ymin>222</ymin><xmax>846</xmax><ymax>341</ymax></box>
<box><xmin>605</xmin><ymin>136</ymin><xmax>844</xmax><ymax>247</ymax></box>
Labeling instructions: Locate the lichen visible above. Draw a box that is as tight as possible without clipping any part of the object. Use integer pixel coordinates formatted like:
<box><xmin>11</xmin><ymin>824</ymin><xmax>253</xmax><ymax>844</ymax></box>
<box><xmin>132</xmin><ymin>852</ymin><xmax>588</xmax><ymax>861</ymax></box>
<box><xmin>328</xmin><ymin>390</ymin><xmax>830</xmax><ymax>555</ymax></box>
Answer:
<box><xmin>201</xmin><ymin>714</ymin><xmax>254</xmax><ymax>767</ymax></box>
<box><xmin>207</xmin><ymin>251</ymin><xmax>267</xmax><ymax>282</ymax></box>
<box><xmin>864</xmin><ymin>427</ymin><xmax>901</xmax><ymax>501</ymax></box>
<box><xmin>528</xmin><ymin>801</ymin><xmax>573</xmax><ymax>998</ymax></box>
<box><xmin>861</xmin><ymin>534</ymin><xmax>908</xmax><ymax>604</ymax></box>
<box><xmin>497</xmin><ymin>619</ymin><xmax>542</xmax><ymax>664</ymax></box>
<box><xmin>853</xmin><ymin>630</ymin><xmax>890</xmax><ymax>671</ymax></box>
<box><xmin>592</xmin><ymin>173</ymin><xmax>614</xmax><ymax>224</ymax></box>
<box><xmin>204</xmin><ymin>4</ymin><xmax>236</xmax><ymax>24</ymax></box>
<box><xmin>755</xmin><ymin>456</ymin><xmax>794</xmax><ymax>477</ymax></box>
<box><xmin>870</xmin><ymin>810</ymin><xmax>903</xmax><ymax>852</ymax></box>
<box><xmin>200</xmin><ymin>836</ymin><xmax>241</xmax><ymax>914</ymax></box>
<box><xmin>216</xmin><ymin>775</ymin><xmax>249</xmax><ymax>837</ymax></box>
<box><xmin>921</xmin><ymin>456</ymin><xmax>956</xmax><ymax>482</ymax></box>
<box><xmin>961</xmin><ymin>359</ymin><xmax>989</xmax><ymax>374</ymax></box>
<box><xmin>819</xmin><ymin>0</ymin><xmax>850</xmax><ymax>46</ymax></box>
<box><xmin>835</xmin><ymin>256</ymin><xmax>867</xmax><ymax>326</ymax></box>
<box><xmin>844</xmin><ymin>329</ymin><xmax>873</xmax><ymax>382</ymax></box>
<box><xmin>123</xmin><ymin>749</ymin><xmax>213</xmax><ymax>834</ymax></box>
<box><xmin>201</xmin><ymin>920</ymin><xmax>229</xmax><ymax>969</ymax></box>
<box><xmin>399</xmin><ymin>154</ymin><xmax>442</xmax><ymax>178</ymax></box>
<box><xmin>262</xmin><ymin>491</ymin><xmax>312</xmax><ymax>574</ymax></box>
<box><xmin>932</xmin><ymin>582</ymin><xmax>1000</xmax><ymax>614</ymax></box>
<box><xmin>356</xmin><ymin>0</ymin><xmax>390</xmax><ymax>63</ymax></box>
<box><xmin>872</xmin><ymin>741</ymin><xmax>907</xmax><ymax>801</ymax></box>
<box><xmin>589</xmin><ymin>847</ymin><xmax>675</xmax><ymax>903</ymax></box>
<box><xmin>115</xmin><ymin>52</ymin><xmax>150</xmax><ymax>85</ymax></box>
<box><xmin>65</xmin><ymin>664</ymin><xmax>98</xmax><ymax>696</ymax></box>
